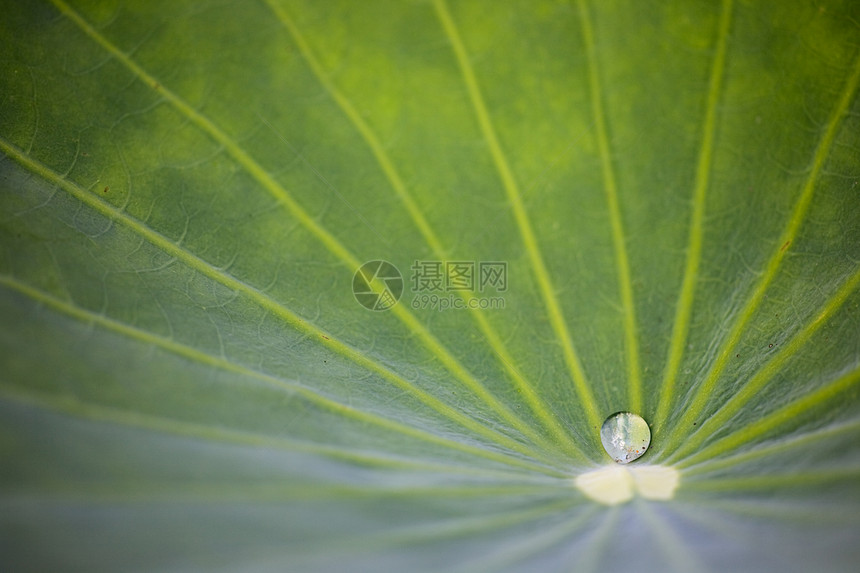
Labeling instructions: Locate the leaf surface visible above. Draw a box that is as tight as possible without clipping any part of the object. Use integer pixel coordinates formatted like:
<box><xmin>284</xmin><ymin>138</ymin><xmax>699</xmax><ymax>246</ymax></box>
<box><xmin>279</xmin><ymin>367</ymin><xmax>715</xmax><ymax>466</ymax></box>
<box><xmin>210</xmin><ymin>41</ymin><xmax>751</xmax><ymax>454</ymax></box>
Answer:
<box><xmin>1</xmin><ymin>0</ymin><xmax>859</xmax><ymax>571</ymax></box>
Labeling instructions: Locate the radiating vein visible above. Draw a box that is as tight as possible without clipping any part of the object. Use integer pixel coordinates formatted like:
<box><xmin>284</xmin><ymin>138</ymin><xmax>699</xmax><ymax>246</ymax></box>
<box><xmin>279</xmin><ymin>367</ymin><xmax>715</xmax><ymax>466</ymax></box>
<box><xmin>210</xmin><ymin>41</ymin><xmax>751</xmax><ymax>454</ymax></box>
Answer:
<box><xmin>433</xmin><ymin>0</ymin><xmax>602</xmax><ymax>432</ymax></box>
<box><xmin>683</xmin><ymin>468</ymin><xmax>860</xmax><ymax>492</ymax></box>
<box><xmin>240</xmin><ymin>498</ymin><xmax>583</xmax><ymax>560</ymax></box>
<box><xmin>330</xmin><ymin>498</ymin><xmax>580</xmax><ymax>553</ymax></box>
<box><xmin>679</xmin><ymin>367</ymin><xmax>860</xmax><ymax>470</ymax></box>
<box><xmin>654</xmin><ymin>0</ymin><xmax>733</xmax><ymax>431</ymax></box>
<box><xmin>262</xmin><ymin>0</ymin><xmax>584</xmax><ymax>461</ymax></box>
<box><xmin>0</xmin><ymin>383</ymin><xmax>563</xmax><ymax>481</ymax></box>
<box><xmin>681</xmin><ymin>417</ymin><xmax>860</xmax><ymax>477</ymax></box>
<box><xmin>453</xmin><ymin>506</ymin><xmax>602</xmax><ymax>573</ymax></box>
<box><xmin>637</xmin><ymin>501</ymin><xmax>706</xmax><ymax>573</ymax></box>
<box><xmin>660</xmin><ymin>46</ymin><xmax>860</xmax><ymax>451</ymax></box>
<box><xmin>46</xmin><ymin>0</ymin><xmax>567</xmax><ymax>458</ymax></box>
<box><xmin>0</xmin><ymin>136</ymin><xmax>553</xmax><ymax>466</ymax></box>
<box><xmin>576</xmin><ymin>506</ymin><xmax>619</xmax><ymax>573</ymax></box>
<box><xmin>0</xmin><ymin>273</ymin><xmax>564</xmax><ymax>477</ymax></box>
<box><xmin>666</xmin><ymin>266</ymin><xmax>860</xmax><ymax>462</ymax></box>
<box><xmin>690</xmin><ymin>499</ymin><xmax>860</xmax><ymax>524</ymax></box>
<box><xmin>2</xmin><ymin>481</ymin><xmax>560</xmax><ymax>503</ymax></box>
<box><xmin>576</xmin><ymin>0</ymin><xmax>643</xmax><ymax>413</ymax></box>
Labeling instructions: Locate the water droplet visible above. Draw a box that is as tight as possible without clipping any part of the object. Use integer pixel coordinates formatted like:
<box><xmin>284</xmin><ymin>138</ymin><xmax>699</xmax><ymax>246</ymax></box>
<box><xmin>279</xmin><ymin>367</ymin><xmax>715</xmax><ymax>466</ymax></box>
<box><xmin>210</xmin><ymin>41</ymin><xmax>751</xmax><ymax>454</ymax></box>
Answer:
<box><xmin>600</xmin><ymin>411</ymin><xmax>651</xmax><ymax>464</ymax></box>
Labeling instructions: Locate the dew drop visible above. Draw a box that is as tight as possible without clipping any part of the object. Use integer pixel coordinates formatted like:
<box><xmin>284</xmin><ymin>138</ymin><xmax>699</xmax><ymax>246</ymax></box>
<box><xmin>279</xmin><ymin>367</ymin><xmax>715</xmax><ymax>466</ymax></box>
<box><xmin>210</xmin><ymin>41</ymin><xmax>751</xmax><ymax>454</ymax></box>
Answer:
<box><xmin>600</xmin><ymin>411</ymin><xmax>651</xmax><ymax>464</ymax></box>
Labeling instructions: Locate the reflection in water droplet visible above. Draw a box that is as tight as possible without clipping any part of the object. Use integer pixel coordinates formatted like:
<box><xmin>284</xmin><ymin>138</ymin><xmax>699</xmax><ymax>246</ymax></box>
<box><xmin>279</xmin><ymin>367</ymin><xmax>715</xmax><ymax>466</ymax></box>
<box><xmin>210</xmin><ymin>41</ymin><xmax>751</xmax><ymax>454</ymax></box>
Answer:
<box><xmin>600</xmin><ymin>411</ymin><xmax>651</xmax><ymax>464</ymax></box>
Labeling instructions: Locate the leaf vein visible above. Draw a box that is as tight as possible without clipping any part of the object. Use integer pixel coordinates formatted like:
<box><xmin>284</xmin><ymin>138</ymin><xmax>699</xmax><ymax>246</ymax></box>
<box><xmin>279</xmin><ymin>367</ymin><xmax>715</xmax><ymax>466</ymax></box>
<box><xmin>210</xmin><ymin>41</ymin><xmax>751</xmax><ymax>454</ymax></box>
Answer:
<box><xmin>262</xmin><ymin>0</ymin><xmax>585</xmax><ymax>460</ymax></box>
<box><xmin>576</xmin><ymin>0</ymin><xmax>643</xmax><ymax>413</ymax></box>
<box><xmin>0</xmin><ymin>137</ymin><xmax>554</xmax><ymax>466</ymax></box>
<box><xmin>433</xmin><ymin>0</ymin><xmax>602</xmax><ymax>433</ymax></box>
<box><xmin>47</xmin><ymin>0</ymin><xmax>572</xmax><ymax>458</ymax></box>
<box><xmin>654</xmin><ymin>0</ymin><xmax>733</xmax><ymax>432</ymax></box>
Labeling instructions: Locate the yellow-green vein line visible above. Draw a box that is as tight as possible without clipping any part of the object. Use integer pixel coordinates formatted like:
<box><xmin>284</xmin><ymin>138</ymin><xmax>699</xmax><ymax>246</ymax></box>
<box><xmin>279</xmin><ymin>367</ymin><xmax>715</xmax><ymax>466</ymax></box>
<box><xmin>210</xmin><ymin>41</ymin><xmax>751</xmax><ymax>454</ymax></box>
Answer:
<box><xmin>259</xmin><ymin>0</ymin><xmax>439</xmax><ymax>252</ymax></box>
<box><xmin>654</xmin><ymin>0</ymin><xmax>733</xmax><ymax>431</ymax></box>
<box><xmin>0</xmin><ymin>274</ymin><xmax>564</xmax><ymax>477</ymax></box>
<box><xmin>0</xmin><ymin>137</ymin><xmax>552</xmax><ymax>467</ymax></box>
<box><xmin>389</xmin><ymin>301</ymin><xmax>563</xmax><ymax>456</ymax></box>
<box><xmin>51</xmin><ymin>0</ymin><xmax>561</xmax><ymax>458</ymax></box>
<box><xmin>681</xmin><ymin>417</ymin><xmax>860</xmax><ymax>477</ymax></box>
<box><xmin>48</xmin><ymin>0</ymin><xmax>355</xmax><ymax>270</ymax></box>
<box><xmin>683</xmin><ymin>468</ymin><xmax>860</xmax><ymax>492</ymax></box>
<box><xmin>660</xmin><ymin>47</ymin><xmax>860</xmax><ymax>452</ymax></box>
<box><xmin>576</xmin><ymin>0</ymin><xmax>642</xmax><ymax>413</ymax></box>
<box><xmin>667</xmin><ymin>266</ymin><xmax>860</xmax><ymax>462</ymax></box>
<box><xmin>2</xmin><ymin>481</ymin><xmax>559</xmax><ymax>504</ymax></box>
<box><xmin>0</xmin><ymin>384</ymin><xmax>560</xmax><ymax>481</ymax></box>
<box><xmin>262</xmin><ymin>0</ymin><xmax>584</xmax><ymax>460</ymax></box>
<box><xmin>433</xmin><ymin>0</ymin><xmax>602</xmax><ymax>432</ymax></box>
<box><xmin>679</xmin><ymin>367</ymin><xmax>860</xmax><ymax>471</ymax></box>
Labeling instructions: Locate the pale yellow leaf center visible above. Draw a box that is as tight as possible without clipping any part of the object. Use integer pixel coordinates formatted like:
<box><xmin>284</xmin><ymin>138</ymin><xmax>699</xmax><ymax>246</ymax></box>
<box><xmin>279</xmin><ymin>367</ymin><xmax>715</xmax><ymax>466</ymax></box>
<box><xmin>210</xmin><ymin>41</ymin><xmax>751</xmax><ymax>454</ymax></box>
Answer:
<box><xmin>573</xmin><ymin>464</ymin><xmax>680</xmax><ymax>505</ymax></box>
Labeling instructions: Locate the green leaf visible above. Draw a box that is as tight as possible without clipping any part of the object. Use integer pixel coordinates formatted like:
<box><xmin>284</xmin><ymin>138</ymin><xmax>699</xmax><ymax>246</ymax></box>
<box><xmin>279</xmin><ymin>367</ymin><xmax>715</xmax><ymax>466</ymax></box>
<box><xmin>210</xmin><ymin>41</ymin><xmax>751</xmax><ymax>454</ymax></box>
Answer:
<box><xmin>1</xmin><ymin>0</ymin><xmax>859</xmax><ymax>571</ymax></box>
